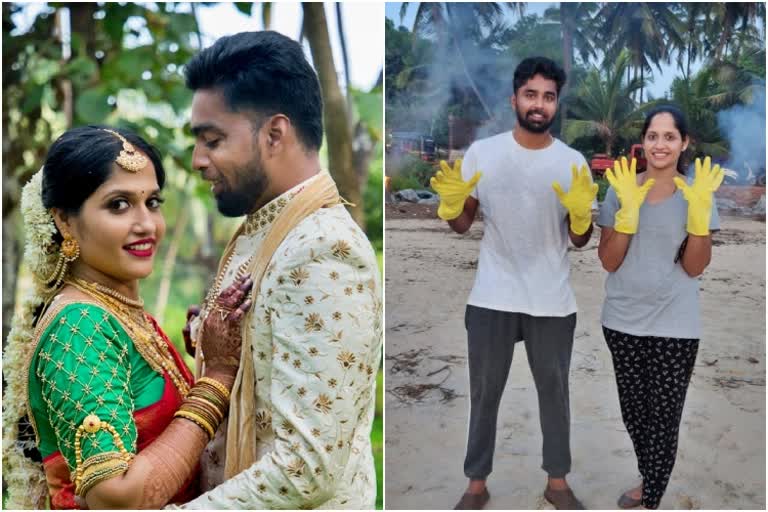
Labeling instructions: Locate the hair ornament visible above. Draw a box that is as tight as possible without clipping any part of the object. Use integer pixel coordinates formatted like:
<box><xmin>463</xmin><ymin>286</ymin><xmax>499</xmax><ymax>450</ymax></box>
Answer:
<box><xmin>101</xmin><ymin>129</ymin><xmax>148</xmax><ymax>172</ymax></box>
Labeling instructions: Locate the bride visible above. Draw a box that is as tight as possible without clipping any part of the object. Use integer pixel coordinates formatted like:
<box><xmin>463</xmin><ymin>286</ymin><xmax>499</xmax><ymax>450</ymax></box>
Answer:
<box><xmin>3</xmin><ymin>125</ymin><xmax>252</xmax><ymax>509</ymax></box>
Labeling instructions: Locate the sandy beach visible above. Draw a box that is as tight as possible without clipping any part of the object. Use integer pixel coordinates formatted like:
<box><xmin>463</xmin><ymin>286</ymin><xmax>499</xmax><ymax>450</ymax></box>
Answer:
<box><xmin>384</xmin><ymin>204</ymin><xmax>765</xmax><ymax>510</ymax></box>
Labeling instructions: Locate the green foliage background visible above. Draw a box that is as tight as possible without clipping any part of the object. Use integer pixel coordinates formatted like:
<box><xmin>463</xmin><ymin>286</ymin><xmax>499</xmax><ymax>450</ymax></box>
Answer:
<box><xmin>386</xmin><ymin>3</ymin><xmax>766</xmax><ymax>180</ymax></box>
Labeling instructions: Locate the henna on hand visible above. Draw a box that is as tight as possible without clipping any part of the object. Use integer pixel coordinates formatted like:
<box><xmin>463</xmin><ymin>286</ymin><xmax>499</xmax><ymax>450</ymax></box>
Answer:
<box><xmin>200</xmin><ymin>276</ymin><xmax>253</xmax><ymax>373</ymax></box>
<box><xmin>83</xmin><ymin>419</ymin><xmax>208</xmax><ymax>509</ymax></box>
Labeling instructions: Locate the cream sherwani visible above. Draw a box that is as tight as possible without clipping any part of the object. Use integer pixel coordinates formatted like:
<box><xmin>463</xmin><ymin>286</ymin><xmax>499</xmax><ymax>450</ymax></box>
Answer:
<box><xmin>180</xmin><ymin>174</ymin><xmax>382</xmax><ymax>509</ymax></box>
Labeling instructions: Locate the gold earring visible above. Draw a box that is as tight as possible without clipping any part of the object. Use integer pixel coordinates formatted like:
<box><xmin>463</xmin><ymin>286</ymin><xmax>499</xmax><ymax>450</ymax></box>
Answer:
<box><xmin>61</xmin><ymin>232</ymin><xmax>80</xmax><ymax>262</ymax></box>
<box><xmin>43</xmin><ymin>232</ymin><xmax>80</xmax><ymax>292</ymax></box>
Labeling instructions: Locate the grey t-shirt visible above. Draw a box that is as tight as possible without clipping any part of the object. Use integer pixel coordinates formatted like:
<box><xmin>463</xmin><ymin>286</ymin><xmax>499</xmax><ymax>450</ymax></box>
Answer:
<box><xmin>597</xmin><ymin>180</ymin><xmax>720</xmax><ymax>339</ymax></box>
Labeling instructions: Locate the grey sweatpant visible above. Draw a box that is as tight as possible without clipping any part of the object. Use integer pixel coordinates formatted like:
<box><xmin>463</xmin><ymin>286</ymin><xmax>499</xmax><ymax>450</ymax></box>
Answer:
<box><xmin>463</xmin><ymin>305</ymin><xmax>576</xmax><ymax>480</ymax></box>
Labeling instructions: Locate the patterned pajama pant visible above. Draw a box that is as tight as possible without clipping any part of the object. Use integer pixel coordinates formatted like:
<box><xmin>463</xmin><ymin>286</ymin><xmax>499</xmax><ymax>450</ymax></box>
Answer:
<box><xmin>603</xmin><ymin>326</ymin><xmax>699</xmax><ymax>510</ymax></box>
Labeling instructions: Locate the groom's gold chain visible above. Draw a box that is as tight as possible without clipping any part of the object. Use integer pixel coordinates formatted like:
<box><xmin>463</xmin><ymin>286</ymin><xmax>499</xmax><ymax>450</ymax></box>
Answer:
<box><xmin>201</xmin><ymin>249</ymin><xmax>255</xmax><ymax>323</ymax></box>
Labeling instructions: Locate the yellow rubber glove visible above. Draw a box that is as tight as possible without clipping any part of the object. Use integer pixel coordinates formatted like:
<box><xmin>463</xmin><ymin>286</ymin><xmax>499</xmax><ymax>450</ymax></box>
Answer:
<box><xmin>673</xmin><ymin>156</ymin><xmax>724</xmax><ymax>236</ymax></box>
<box><xmin>552</xmin><ymin>164</ymin><xmax>598</xmax><ymax>235</ymax></box>
<box><xmin>430</xmin><ymin>159</ymin><xmax>482</xmax><ymax>221</ymax></box>
<box><xmin>604</xmin><ymin>157</ymin><xmax>655</xmax><ymax>234</ymax></box>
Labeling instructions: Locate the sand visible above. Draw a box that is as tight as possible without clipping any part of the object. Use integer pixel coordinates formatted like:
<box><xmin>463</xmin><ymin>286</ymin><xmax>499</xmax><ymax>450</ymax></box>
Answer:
<box><xmin>384</xmin><ymin>205</ymin><xmax>765</xmax><ymax>510</ymax></box>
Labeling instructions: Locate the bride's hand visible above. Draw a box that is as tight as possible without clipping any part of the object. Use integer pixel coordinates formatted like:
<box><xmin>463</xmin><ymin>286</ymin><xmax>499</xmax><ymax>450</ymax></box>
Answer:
<box><xmin>199</xmin><ymin>276</ymin><xmax>253</xmax><ymax>386</ymax></box>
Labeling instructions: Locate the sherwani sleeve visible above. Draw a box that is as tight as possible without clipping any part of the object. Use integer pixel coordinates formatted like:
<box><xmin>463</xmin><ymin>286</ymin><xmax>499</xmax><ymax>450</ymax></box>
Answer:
<box><xmin>177</xmin><ymin>229</ymin><xmax>380</xmax><ymax>509</ymax></box>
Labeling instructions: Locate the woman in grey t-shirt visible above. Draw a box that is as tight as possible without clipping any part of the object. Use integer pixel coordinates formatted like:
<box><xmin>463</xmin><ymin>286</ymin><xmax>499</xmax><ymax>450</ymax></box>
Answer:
<box><xmin>596</xmin><ymin>105</ymin><xmax>723</xmax><ymax>510</ymax></box>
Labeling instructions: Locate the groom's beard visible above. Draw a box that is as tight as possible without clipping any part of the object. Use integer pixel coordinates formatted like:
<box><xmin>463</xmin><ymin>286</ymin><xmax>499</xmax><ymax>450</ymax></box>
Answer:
<box><xmin>215</xmin><ymin>155</ymin><xmax>270</xmax><ymax>217</ymax></box>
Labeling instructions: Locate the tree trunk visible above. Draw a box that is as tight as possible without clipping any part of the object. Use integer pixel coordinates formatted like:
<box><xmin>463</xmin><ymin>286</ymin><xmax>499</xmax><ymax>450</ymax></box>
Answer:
<box><xmin>2</xmin><ymin>203</ymin><xmax>21</xmax><ymax>348</ymax></box>
<box><xmin>191</xmin><ymin>3</ymin><xmax>205</xmax><ymax>49</ymax></box>
<box><xmin>67</xmin><ymin>4</ymin><xmax>96</xmax><ymax>127</ymax></box>
<box><xmin>560</xmin><ymin>4</ymin><xmax>574</xmax><ymax>138</ymax></box>
<box><xmin>262</xmin><ymin>2</ymin><xmax>272</xmax><ymax>30</ymax></box>
<box><xmin>69</xmin><ymin>3</ymin><xmax>97</xmax><ymax>58</ymax></box>
<box><xmin>302</xmin><ymin>3</ymin><xmax>364</xmax><ymax>227</ymax></box>
<box><xmin>632</xmin><ymin>65</ymin><xmax>638</xmax><ymax>102</ymax></box>
<box><xmin>453</xmin><ymin>36</ymin><xmax>495</xmax><ymax>121</ymax></box>
<box><xmin>55</xmin><ymin>8</ymin><xmax>73</xmax><ymax>126</ymax></box>
<box><xmin>335</xmin><ymin>3</ymin><xmax>353</xmax><ymax>119</ymax></box>
<box><xmin>714</xmin><ymin>24</ymin><xmax>732</xmax><ymax>62</ymax></box>
<box><xmin>443</xmin><ymin>6</ymin><xmax>494</xmax><ymax>121</ymax></box>
<box><xmin>153</xmin><ymin>194</ymin><xmax>190</xmax><ymax>324</ymax></box>
<box><xmin>1</xmin><ymin>4</ymin><xmax>69</xmax><ymax>347</ymax></box>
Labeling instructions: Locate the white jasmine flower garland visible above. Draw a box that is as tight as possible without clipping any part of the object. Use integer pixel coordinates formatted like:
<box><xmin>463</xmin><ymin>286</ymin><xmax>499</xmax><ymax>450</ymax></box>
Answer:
<box><xmin>3</xmin><ymin>168</ymin><xmax>60</xmax><ymax>509</ymax></box>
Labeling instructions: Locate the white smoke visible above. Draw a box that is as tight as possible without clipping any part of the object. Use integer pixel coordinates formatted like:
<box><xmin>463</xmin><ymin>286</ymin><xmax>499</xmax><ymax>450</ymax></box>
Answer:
<box><xmin>716</xmin><ymin>84</ymin><xmax>766</xmax><ymax>184</ymax></box>
<box><xmin>387</xmin><ymin>13</ymin><xmax>521</xmax><ymax>151</ymax></box>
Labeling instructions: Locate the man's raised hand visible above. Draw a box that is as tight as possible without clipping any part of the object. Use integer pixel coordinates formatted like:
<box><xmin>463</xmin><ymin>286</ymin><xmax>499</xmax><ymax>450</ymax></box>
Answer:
<box><xmin>430</xmin><ymin>159</ymin><xmax>482</xmax><ymax>221</ymax></box>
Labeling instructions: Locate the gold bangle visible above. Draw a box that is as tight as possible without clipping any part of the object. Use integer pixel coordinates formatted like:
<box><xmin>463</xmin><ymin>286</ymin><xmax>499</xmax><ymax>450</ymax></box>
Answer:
<box><xmin>187</xmin><ymin>396</ymin><xmax>225</xmax><ymax>423</ymax></box>
<box><xmin>191</xmin><ymin>386</ymin><xmax>228</xmax><ymax>411</ymax></box>
<box><xmin>197</xmin><ymin>377</ymin><xmax>231</xmax><ymax>400</ymax></box>
<box><xmin>187</xmin><ymin>386</ymin><xmax>227</xmax><ymax>413</ymax></box>
<box><xmin>185</xmin><ymin>397</ymin><xmax>222</xmax><ymax>426</ymax></box>
<box><xmin>175</xmin><ymin>409</ymin><xmax>215</xmax><ymax>439</ymax></box>
<box><xmin>174</xmin><ymin>410</ymin><xmax>215</xmax><ymax>439</ymax></box>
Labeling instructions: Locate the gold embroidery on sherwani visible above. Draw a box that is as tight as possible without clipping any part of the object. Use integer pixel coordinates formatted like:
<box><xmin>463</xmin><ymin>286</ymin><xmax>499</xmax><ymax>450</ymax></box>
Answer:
<box><xmin>223</xmin><ymin>173</ymin><xmax>344</xmax><ymax>480</ymax></box>
<box><xmin>178</xmin><ymin>173</ymin><xmax>382</xmax><ymax>510</ymax></box>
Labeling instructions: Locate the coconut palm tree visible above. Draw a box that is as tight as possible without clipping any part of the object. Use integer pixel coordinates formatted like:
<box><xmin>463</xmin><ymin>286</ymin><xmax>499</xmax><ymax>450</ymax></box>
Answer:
<box><xmin>596</xmin><ymin>3</ymin><xmax>685</xmax><ymax>103</ymax></box>
<box><xmin>543</xmin><ymin>3</ymin><xmax>598</xmax><ymax>136</ymax></box>
<box><xmin>706</xmin><ymin>45</ymin><xmax>766</xmax><ymax>108</ymax></box>
<box><xmin>564</xmin><ymin>50</ymin><xmax>647</xmax><ymax>155</ymax></box>
<box><xmin>399</xmin><ymin>2</ymin><xmax>526</xmax><ymax>120</ymax></box>
<box><xmin>674</xmin><ymin>2</ymin><xmax>709</xmax><ymax>80</ymax></box>
<box><xmin>669</xmin><ymin>73</ymin><xmax>729</xmax><ymax>158</ymax></box>
<box><xmin>708</xmin><ymin>2</ymin><xmax>766</xmax><ymax>62</ymax></box>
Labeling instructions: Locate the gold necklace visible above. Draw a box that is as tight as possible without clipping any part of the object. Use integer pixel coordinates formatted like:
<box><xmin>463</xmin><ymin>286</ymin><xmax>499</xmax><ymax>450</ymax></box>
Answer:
<box><xmin>72</xmin><ymin>278</ymin><xmax>145</xmax><ymax>308</ymax></box>
<box><xmin>202</xmin><ymin>250</ymin><xmax>255</xmax><ymax>313</ymax></box>
<box><xmin>201</xmin><ymin>193</ymin><xmax>296</xmax><ymax>314</ymax></box>
<box><xmin>67</xmin><ymin>279</ymin><xmax>191</xmax><ymax>398</ymax></box>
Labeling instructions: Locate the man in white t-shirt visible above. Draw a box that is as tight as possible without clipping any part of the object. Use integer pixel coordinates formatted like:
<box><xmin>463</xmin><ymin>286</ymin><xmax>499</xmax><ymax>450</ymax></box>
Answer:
<box><xmin>431</xmin><ymin>57</ymin><xmax>597</xmax><ymax>510</ymax></box>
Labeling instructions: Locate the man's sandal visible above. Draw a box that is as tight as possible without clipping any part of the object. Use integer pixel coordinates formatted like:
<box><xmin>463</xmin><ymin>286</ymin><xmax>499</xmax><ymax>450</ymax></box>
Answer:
<box><xmin>454</xmin><ymin>488</ymin><xmax>490</xmax><ymax>510</ymax></box>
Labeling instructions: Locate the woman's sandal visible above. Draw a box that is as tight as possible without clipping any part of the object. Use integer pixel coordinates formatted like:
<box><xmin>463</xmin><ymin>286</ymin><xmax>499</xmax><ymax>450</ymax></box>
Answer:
<box><xmin>617</xmin><ymin>489</ymin><xmax>643</xmax><ymax>509</ymax></box>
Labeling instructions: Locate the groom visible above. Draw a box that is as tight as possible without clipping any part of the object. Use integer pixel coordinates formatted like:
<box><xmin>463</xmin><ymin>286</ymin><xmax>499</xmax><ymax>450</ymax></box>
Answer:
<box><xmin>178</xmin><ymin>31</ymin><xmax>382</xmax><ymax>509</ymax></box>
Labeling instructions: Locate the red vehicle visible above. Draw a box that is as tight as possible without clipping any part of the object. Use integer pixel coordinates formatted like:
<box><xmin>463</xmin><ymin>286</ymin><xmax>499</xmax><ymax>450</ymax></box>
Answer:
<box><xmin>590</xmin><ymin>144</ymin><xmax>646</xmax><ymax>177</ymax></box>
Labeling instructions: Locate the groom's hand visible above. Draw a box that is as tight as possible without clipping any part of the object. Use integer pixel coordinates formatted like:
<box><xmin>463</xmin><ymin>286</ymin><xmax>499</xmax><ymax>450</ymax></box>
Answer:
<box><xmin>182</xmin><ymin>304</ymin><xmax>201</xmax><ymax>357</ymax></box>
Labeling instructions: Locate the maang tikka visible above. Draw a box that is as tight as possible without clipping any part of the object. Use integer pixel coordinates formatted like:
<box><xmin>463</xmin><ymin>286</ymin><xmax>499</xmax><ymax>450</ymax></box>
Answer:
<box><xmin>101</xmin><ymin>129</ymin><xmax>148</xmax><ymax>172</ymax></box>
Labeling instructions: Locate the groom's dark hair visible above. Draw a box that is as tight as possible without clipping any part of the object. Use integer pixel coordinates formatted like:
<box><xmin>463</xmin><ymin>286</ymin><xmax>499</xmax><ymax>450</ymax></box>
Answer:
<box><xmin>184</xmin><ymin>31</ymin><xmax>323</xmax><ymax>151</ymax></box>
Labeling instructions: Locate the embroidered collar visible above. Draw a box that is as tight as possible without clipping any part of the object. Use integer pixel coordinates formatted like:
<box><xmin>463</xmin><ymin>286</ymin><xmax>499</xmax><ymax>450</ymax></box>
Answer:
<box><xmin>243</xmin><ymin>174</ymin><xmax>321</xmax><ymax>235</ymax></box>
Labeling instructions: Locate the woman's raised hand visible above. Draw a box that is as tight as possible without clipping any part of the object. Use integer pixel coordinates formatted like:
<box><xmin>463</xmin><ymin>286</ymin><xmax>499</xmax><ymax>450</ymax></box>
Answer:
<box><xmin>673</xmin><ymin>156</ymin><xmax>724</xmax><ymax>236</ymax></box>
<box><xmin>605</xmin><ymin>157</ymin><xmax>655</xmax><ymax>234</ymax></box>
<box><xmin>199</xmin><ymin>276</ymin><xmax>253</xmax><ymax>383</ymax></box>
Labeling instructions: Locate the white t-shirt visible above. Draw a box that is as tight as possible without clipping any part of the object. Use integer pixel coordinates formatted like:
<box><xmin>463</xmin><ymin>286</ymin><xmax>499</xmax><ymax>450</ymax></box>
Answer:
<box><xmin>461</xmin><ymin>131</ymin><xmax>590</xmax><ymax>317</ymax></box>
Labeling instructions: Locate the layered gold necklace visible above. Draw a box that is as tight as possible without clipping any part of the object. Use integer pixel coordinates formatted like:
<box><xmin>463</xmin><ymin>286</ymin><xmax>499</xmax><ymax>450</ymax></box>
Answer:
<box><xmin>67</xmin><ymin>278</ymin><xmax>191</xmax><ymax>398</ymax></box>
<box><xmin>202</xmin><ymin>250</ymin><xmax>255</xmax><ymax>314</ymax></box>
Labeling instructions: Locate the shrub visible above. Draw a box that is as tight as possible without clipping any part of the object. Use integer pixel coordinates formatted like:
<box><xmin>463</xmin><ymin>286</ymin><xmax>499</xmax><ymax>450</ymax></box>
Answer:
<box><xmin>595</xmin><ymin>176</ymin><xmax>610</xmax><ymax>202</ymax></box>
<box><xmin>388</xmin><ymin>155</ymin><xmax>435</xmax><ymax>191</ymax></box>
